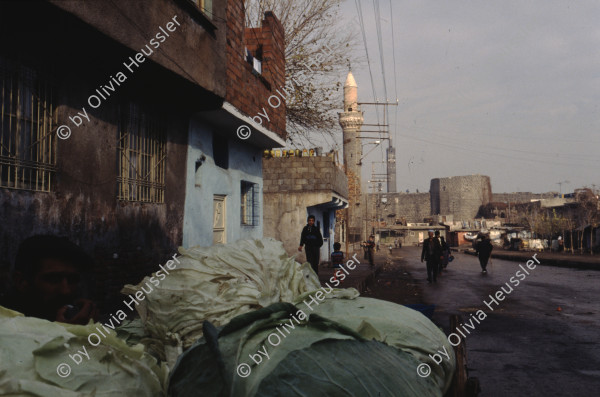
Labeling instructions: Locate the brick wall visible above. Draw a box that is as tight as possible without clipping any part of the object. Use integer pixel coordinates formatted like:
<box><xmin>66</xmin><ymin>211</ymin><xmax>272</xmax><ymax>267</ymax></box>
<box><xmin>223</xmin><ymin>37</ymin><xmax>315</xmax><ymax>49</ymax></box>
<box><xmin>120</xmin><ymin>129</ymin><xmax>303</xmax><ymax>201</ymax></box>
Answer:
<box><xmin>263</xmin><ymin>156</ymin><xmax>348</xmax><ymax>198</ymax></box>
<box><xmin>226</xmin><ymin>2</ymin><xmax>286</xmax><ymax>138</ymax></box>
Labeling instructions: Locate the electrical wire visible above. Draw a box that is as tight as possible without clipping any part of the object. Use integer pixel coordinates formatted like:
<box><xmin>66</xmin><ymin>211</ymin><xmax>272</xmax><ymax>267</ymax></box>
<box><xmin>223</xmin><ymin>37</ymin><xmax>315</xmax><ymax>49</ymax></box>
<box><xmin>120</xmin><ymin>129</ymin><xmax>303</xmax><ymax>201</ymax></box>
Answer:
<box><xmin>398</xmin><ymin>121</ymin><xmax>600</xmax><ymax>162</ymax></box>
<box><xmin>389</xmin><ymin>0</ymin><xmax>399</xmax><ymax>147</ymax></box>
<box><xmin>372</xmin><ymin>0</ymin><xmax>387</xmax><ymax>165</ymax></box>
<box><xmin>396</xmin><ymin>132</ymin><xmax>598</xmax><ymax>168</ymax></box>
<box><xmin>355</xmin><ymin>0</ymin><xmax>385</xmax><ymax>194</ymax></box>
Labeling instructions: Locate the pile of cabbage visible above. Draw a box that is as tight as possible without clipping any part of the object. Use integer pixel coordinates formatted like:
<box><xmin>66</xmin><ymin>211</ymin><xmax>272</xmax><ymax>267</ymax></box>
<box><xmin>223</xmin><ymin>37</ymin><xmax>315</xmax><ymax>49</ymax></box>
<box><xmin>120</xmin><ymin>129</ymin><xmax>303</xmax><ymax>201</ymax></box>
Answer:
<box><xmin>0</xmin><ymin>238</ymin><xmax>455</xmax><ymax>396</ymax></box>
<box><xmin>121</xmin><ymin>238</ymin><xmax>323</xmax><ymax>362</ymax></box>
<box><xmin>0</xmin><ymin>306</ymin><xmax>167</xmax><ymax>397</ymax></box>
<box><xmin>168</xmin><ymin>297</ymin><xmax>454</xmax><ymax>397</ymax></box>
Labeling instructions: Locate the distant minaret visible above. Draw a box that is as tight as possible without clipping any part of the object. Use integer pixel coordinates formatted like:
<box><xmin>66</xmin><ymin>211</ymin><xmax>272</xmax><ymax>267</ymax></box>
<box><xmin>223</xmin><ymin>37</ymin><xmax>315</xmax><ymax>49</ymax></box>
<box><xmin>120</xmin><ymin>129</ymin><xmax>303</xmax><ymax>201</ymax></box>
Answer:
<box><xmin>387</xmin><ymin>145</ymin><xmax>397</xmax><ymax>192</ymax></box>
<box><xmin>338</xmin><ymin>71</ymin><xmax>364</xmax><ymax>242</ymax></box>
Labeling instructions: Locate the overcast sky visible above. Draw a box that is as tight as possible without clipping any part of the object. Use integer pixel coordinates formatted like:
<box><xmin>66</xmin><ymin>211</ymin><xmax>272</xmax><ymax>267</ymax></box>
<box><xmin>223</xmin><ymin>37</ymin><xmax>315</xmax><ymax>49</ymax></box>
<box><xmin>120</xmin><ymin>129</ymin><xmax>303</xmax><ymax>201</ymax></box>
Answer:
<box><xmin>335</xmin><ymin>0</ymin><xmax>600</xmax><ymax>195</ymax></box>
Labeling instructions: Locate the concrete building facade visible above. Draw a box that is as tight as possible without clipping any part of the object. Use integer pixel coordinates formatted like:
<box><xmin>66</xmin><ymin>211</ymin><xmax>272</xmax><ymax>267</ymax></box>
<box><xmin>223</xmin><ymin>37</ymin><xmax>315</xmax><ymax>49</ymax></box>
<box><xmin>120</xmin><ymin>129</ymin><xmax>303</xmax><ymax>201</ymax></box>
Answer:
<box><xmin>182</xmin><ymin>9</ymin><xmax>286</xmax><ymax>247</ymax></box>
<box><xmin>262</xmin><ymin>154</ymin><xmax>348</xmax><ymax>263</ymax></box>
<box><xmin>0</xmin><ymin>0</ymin><xmax>286</xmax><ymax>312</ymax></box>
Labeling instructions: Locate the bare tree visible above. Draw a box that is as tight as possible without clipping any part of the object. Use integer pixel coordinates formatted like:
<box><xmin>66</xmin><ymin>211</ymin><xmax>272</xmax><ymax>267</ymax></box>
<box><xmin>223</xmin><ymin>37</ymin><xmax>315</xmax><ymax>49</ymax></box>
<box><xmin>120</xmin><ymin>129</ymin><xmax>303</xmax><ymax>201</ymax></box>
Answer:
<box><xmin>520</xmin><ymin>202</ymin><xmax>541</xmax><ymax>235</ymax></box>
<box><xmin>575</xmin><ymin>188</ymin><xmax>599</xmax><ymax>254</ymax></box>
<box><xmin>245</xmin><ymin>0</ymin><xmax>361</xmax><ymax>144</ymax></box>
<box><xmin>563</xmin><ymin>206</ymin><xmax>577</xmax><ymax>254</ymax></box>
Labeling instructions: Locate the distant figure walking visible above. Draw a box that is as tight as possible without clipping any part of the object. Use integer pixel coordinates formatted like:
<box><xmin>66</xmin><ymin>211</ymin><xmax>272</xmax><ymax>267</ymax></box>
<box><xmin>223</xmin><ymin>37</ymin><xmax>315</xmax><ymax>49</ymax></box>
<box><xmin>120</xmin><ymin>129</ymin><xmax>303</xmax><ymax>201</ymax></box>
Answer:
<box><xmin>421</xmin><ymin>230</ymin><xmax>442</xmax><ymax>283</ymax></box>
<box><xmin>557</xmin><ymin>236</ymin><xmax>564</xmax><ymax>252</ymax></box>
<box><xmin>435</xmin><ymin>231</ymin><xmax>450</xmax><ymax>273</ymax></box>
<box><xmin>298</xmin><ymin>215</ymin><xmax>323</xmax><ymax>275</ymax></box>
<box><xmin>364</xmin><ymin>235</ymin><xmax>376</xmax><ymax>266</ymax></box>
<box><xmin>476</xmin><ymin>235</ymin><xmax>493</xmax><ymax>274</ymax></box>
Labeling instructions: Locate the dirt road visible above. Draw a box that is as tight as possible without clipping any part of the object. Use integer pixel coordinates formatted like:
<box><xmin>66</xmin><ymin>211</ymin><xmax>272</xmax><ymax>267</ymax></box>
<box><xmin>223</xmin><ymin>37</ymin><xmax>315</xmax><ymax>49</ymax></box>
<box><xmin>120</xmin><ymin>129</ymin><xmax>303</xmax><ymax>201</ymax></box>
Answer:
<box><xmin>384</xmin><ymin>246</ymin><xmax>600</xmax><ymax>397</ymax></box>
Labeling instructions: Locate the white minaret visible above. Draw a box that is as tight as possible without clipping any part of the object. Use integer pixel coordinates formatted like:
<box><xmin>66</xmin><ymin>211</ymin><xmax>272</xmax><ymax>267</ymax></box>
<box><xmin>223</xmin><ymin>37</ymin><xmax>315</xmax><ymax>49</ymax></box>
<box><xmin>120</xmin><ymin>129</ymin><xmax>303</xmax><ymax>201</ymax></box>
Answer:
<box><xmin>338</xmin><ymin>71</ymin><xmax>364</xmax><ymax>242</ymax></box>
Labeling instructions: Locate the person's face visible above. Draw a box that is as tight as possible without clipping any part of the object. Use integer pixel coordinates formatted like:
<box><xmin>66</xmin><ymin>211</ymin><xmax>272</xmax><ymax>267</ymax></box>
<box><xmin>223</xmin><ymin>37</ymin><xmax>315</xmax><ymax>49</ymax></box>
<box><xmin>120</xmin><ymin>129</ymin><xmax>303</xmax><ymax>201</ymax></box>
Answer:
<box><xmin>308</xmin><ymin>218</ymin><xmax>315</xmax><ymax>226</ymax></box>
<box><xmin>18</xmin><ymin>259</ymin><xmax>82</xmax><ymax>319</ymax></box>
<box><xmin>33</xmin><ymin>259</ymin><xmax>81</xmax><ymax>301</ymax></box>
<box><xmin>428</xmin><ymin>232</ymin><xmax>434</xmax><ymax>238</ymax></box>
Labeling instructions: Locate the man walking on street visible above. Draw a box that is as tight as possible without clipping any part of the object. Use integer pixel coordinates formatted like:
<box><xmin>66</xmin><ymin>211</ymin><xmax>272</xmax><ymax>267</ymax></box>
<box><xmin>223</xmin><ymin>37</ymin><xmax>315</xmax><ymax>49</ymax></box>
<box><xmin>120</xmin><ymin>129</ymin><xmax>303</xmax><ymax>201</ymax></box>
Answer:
<box><xmin>435</xmin><ymin>230</ymin><xmax>450</xmax><ymax>275</ymax></box>
<box><xmin>476</xmin><ymin>234</ymin><xmax>493</xmax><ymax>274</ymax></box>
<box><xmin>298</xmin><ymin>215</ymin><xmax>323</xmax><ymax>275</ymax></box>
<box><xmin>365</xmin><ymin>235</ymin><xmax>376</xmax><ymax>267</ymax></box>
<box><xmin>421</xmin><ymin>230</ymin><xmax>442</xmax><ymax>283</ymax></box>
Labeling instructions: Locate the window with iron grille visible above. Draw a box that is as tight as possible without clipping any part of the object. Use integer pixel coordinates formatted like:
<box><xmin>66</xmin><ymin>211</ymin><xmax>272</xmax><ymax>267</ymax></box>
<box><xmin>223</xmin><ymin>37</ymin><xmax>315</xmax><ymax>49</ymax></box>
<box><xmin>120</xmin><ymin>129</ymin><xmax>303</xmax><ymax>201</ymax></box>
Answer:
<box><xmin>241</xmin><ymin>181</ymin><xmax>259</xmax><ymax>226</ymax></box>
<box><xmin>117</xmin><ymin>103</ymin><xmax>166</xmax><ymax>203</ymax></box>
<box><xmin>0</xmin><ymin>58</ymin><xmax>56</xmax><ymax>191</ymax></box>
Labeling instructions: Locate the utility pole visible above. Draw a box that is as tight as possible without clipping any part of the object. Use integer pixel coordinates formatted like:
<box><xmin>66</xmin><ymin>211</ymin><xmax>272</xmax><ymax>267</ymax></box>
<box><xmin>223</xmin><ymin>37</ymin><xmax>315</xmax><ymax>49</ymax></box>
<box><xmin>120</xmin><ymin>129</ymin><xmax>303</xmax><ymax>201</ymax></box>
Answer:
<box><xmin>358</xmin><ymin>100</ymin><xmax>398</xmax><ymax>193</ymax></box>
<box><xmin>557</xmin><ymin>180</ymin><xmax>570</xmax><ymax>195</ymax></box>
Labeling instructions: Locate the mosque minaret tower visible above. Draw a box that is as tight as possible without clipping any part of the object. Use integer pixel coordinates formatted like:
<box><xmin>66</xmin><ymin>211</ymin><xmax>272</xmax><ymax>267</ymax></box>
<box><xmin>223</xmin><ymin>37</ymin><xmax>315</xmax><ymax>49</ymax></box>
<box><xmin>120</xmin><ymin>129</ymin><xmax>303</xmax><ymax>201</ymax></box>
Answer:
<box><xmin>338</xmin><ymin>71</ymin><xmax>364</xmax><ymax>243</ymax></box>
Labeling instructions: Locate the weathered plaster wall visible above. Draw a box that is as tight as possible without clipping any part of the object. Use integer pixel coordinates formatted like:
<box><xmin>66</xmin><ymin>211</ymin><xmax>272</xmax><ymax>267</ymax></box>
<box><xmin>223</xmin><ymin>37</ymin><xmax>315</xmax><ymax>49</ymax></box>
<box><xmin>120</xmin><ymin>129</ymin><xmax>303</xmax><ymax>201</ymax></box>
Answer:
<box><xmin>182</xmin><ymin>116</ymin><xmax>263</xmax><ymax>247</ymax></box>
<box><xmin>263</xmin><ymin>191</ymin><xmax>336</xmax><ymax>262</ymax></box>
<box><xmin>0</xmin><ymin>1</ymin><xmax>197</xmax><ymax>312</ymax></box>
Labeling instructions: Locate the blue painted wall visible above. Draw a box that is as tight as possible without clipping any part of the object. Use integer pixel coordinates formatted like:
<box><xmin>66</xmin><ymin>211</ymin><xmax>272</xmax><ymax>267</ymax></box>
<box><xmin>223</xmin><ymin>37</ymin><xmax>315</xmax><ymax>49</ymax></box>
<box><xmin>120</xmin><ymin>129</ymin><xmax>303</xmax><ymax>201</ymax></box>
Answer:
<box><xmin>182</xmin><ymin>116</ymin><xmax>264</xmax><ymax>248</ymax></box>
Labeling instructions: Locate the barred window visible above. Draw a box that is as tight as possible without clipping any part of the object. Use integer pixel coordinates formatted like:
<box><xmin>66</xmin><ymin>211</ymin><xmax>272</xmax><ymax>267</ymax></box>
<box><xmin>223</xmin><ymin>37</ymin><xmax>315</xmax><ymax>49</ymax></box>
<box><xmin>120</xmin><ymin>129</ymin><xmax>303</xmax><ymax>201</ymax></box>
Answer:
<box><xmin>117</xmin><ymin>103</ymin><xmax>166</xmax><ymax>203</ymax></box>
<box><xmin>0</xmin><ymin>59</ymin><xmax>56</xmax><ymax>191</ymax></box>
<box><xmin>241</xmin><ymin>181</ymin><xmax>259</xmax><ymax>226</ymax></box>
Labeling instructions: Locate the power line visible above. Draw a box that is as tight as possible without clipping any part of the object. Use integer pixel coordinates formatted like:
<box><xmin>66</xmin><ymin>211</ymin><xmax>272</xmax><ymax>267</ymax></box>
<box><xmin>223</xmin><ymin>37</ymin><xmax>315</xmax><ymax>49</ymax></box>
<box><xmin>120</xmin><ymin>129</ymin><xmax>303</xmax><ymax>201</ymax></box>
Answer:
<box><xmin>355</xmin><ymin>0</ymin><xmax>379</xmax><ymax>119</ymax></box>
<box><xmin>372</xmin><ymin>0</ymin><xmax>387</xmax><ymax>164</ymax></box>
<box><xmin>389</xmin><ymin>0</ymin><xmax>399</xmax><ymax>147</ymax></box>
<box><xmin>399</xmin><ymin>122</ymin><xmax>600</xmax><ymax>161</ymax></box>
<box><xmin>396</xmin><ymin>132</ymin><xmax>599</xmax><ymax>168</ymax></box>
<box><xmin>355</xmin><ymin>0</ymin><xmax>385</xmax><ymax>192</ymax></box>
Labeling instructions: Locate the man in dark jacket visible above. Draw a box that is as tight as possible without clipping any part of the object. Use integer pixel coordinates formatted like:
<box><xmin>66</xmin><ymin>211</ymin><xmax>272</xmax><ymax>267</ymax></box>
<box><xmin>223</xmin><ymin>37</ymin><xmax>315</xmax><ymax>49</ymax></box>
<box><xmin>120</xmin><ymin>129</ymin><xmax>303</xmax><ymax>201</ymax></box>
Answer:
<box><xmin>476</xmin><ymin>235</ymin><xmax>493</xmax><ymax>273</ymax></box>
<box><xmin>365</xmin><ymin>235</ymin><xmax>376</xmax><ymax>266</ymax></box>
<box><xmin>435</xmin><ymin>230</ymin><xmax>450</xmax><ymax>274</ymax></box>
<box><xmin>298</xmin><ymin>215</ymin><xmax>323</xmax><ymax>274</ymax></box>
<box><xmin>421</xmin><ymin>230</ymin><xmax>442</xmax><ymax>283</ymax></box>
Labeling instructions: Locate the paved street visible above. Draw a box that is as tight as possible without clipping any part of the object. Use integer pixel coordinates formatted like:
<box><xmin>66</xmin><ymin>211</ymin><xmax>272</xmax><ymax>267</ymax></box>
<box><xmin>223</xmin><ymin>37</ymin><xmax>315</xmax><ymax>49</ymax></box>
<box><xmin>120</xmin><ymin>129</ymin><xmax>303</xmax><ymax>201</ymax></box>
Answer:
<box><xmin>396</xmin><ymin>246</ymin><xmax>600</xmax><ymax>397</ymax></box>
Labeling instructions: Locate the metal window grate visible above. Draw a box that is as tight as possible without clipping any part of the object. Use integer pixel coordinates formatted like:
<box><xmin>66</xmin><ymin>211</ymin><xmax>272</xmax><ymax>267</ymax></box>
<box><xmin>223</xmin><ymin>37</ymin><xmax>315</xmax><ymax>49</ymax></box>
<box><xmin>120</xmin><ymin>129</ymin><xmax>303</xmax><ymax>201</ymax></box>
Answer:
<box><xmin>241</xmin><ymin>181</ymin><xmax>259</xmax><ymax>226</ymax></box>
<box><xmin>0</xmin><ymin>58</ymin><xmax>56</xmax><ymax>191</ymax></box>
<box><xmin>117</xmin><ymin>103</ymin><xmax>166</xmax><ymax>203</ymax></box>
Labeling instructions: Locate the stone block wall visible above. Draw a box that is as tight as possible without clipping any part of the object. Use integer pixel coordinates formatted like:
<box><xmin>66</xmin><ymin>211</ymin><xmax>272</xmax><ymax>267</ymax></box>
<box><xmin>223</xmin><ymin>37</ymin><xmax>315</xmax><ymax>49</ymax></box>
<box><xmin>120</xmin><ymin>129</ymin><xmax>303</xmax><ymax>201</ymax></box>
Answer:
<box><xmin>366</xmin><ymin>192</ymin><xmax>431</xmax><ymax>225</ymax></box>
<box><xmin>263</xmin><ymin>156</ymin><xmax>348</xmax><ymax>197</ymax></box>
<box><xmin>431</xmin><ymin>175</ymin><xmax>492</xmax><ymax>220</ymax></box>
<box><xmin>492</xmin><ymin>192</ymin><xmax>555</xmax><ymax>204</ymax></box>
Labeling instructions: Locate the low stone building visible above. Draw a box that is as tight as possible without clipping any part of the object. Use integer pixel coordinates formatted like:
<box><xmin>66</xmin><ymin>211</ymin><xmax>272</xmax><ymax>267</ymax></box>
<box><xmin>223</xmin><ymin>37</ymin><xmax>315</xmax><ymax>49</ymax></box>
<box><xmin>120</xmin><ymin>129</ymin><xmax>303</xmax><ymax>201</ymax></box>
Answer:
<box><xmin>263</xmin><ymin>153</ymin><xmax>348</xmax><ymax>263</ymax></box>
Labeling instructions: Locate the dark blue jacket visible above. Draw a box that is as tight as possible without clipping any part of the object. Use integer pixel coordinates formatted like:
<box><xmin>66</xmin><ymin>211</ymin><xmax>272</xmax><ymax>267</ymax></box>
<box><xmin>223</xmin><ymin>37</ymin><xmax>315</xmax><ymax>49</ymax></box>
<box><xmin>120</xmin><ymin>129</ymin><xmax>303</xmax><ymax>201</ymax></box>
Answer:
<box><xmin>331</xmin><ymin>250</ymin><xmax>344</xmax><ymax>266</ymax></box>
<box><xmin>300</xmin><ymin>225</ymin><xmax>323</xmax><ymax>248</ymax></box>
